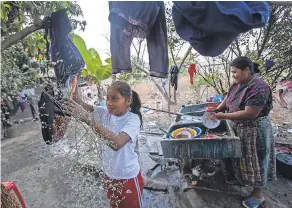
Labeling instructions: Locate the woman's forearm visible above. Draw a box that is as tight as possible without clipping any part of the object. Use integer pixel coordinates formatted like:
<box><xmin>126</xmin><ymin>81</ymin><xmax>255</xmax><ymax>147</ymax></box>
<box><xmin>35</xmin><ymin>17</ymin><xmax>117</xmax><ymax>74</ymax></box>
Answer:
<box><xmin>220</xmin><ymin>110</ymin><xmax>257</xmax><ymax>120</ymax></box>
<box><xmin>214</xmin><ymin>98</ymin><xmax>227</xmax><ymax>112</ymax></box>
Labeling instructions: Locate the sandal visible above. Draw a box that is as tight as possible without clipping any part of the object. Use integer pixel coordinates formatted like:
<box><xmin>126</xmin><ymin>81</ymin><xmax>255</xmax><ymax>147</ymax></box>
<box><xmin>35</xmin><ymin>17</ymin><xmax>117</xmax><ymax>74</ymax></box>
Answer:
<box><xmin>242</xmin><ymin>197</ymin><xmax>265</xmax><ymax>208</ymax></box>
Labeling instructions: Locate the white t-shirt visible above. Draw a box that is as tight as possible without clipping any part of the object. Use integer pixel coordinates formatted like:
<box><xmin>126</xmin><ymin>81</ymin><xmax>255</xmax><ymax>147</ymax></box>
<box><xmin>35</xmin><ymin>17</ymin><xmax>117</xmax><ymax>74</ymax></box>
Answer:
<box><xmin>93</xmin><ymin>106</ymin><xmax>141</xmax><ymax>179</ymax></box>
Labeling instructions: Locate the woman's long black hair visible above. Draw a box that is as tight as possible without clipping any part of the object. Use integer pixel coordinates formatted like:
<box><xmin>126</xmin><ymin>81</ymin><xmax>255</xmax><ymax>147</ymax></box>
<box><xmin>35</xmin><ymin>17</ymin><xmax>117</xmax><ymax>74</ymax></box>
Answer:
<box><xmin>230</xmin><ymin>56</ymin><xmax>260</xmax><ymax>74</ymax></box>
<box><xmin>110</xmin><ymin>81</ymin><xmax>143</xmax><ymax>127</ymax></box>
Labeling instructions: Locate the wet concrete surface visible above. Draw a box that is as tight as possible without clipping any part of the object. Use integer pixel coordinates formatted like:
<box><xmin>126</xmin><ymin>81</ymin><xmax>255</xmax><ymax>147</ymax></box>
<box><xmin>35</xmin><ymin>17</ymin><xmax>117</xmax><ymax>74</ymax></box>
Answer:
<box><xmin>1</xmin><ymin>119</ymin><xmax>292</xmax><ymax>208</ymax></box>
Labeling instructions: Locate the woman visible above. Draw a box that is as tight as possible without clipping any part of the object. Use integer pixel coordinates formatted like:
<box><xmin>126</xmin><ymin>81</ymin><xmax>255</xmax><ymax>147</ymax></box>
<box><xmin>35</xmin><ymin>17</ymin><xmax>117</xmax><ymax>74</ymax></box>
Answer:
<box><xmin>63</xmin><ymin>81</ymin><xmax>144</xmax><ymax>208</ymax></box>
<box><xmin>213</xmin><ymin>57</ymin><xmax>276</xmax><ymax>208</ymax></box>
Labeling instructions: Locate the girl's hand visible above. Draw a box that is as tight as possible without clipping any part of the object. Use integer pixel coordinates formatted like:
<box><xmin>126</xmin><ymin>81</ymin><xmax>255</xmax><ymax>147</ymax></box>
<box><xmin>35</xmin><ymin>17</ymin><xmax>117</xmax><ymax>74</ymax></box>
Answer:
<box><xmin>72</xmin><ymin>88</ymin><xmax>82</xmax><ymax>104</ymax></box>
<box><xmin>63</xmin><ymin>98</ymin><xmax>90</xmax><ymax>123</ymax></box>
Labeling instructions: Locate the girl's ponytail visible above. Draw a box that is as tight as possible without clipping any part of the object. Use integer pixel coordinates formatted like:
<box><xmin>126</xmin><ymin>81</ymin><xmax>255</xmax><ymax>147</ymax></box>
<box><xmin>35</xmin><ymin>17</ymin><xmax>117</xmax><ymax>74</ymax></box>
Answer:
<box><xmin>130</xmin><ymin>90</ymin><xmax>143</xmax><ymax>127</ymax></box>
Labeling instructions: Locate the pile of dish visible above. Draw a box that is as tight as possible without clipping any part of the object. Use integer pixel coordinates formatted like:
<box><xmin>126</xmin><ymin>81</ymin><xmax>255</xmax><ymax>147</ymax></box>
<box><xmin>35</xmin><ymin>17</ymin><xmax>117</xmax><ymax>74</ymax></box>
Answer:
<box><xmin>170</xmin><ymin>127</ymin><xmax>202</xmax><ymax>139</ymax></box>
<box><xmin>179</xmin><ymin>115</ymin><xmax>202</xmax><ymax>123</ymax></box>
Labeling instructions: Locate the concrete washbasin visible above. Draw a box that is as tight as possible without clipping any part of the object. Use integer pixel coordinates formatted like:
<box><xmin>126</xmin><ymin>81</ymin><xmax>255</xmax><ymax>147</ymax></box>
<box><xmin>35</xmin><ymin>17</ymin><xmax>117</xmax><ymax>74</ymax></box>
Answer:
<box><xmin>160</xmin><ymin>104</ymin><xmax>242</xmax><ymax>159</ymax></box>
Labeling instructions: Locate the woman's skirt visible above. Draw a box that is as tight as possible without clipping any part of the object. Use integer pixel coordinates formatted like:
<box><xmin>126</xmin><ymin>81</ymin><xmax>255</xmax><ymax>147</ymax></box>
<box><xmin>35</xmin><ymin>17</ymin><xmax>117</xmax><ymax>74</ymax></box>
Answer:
<box><xmin>230</xmin><ymin>116</ymin><xmax>276</xmax><ymax>187</ymax></box>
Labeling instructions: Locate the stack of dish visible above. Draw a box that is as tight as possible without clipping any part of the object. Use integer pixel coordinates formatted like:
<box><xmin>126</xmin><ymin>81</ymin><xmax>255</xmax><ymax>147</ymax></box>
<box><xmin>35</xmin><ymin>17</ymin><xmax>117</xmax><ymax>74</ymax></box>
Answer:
<box><xmin>170</xmin><ymin>127</ymin><xmax>202</xmax><ymax>139</ymax></box>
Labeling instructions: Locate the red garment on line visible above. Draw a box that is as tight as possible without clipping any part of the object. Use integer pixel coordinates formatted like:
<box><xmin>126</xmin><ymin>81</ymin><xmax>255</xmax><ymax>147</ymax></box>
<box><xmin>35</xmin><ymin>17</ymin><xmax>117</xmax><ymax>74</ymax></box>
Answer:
<box><xmin>188</xmin><ymin>64</ymin><xmax>197</xmax><ymax>85</ymax></box>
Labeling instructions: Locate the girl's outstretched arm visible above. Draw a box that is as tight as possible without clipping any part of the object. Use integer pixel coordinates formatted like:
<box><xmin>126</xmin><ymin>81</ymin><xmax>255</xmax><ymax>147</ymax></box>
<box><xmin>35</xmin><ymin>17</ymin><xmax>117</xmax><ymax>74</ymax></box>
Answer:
<box><xmin>88</xmin><ymin>118</ymin><xmax>131</xmax><ymax>151</ymax></box>
<box><xmin>63</xmin><ymin>99</ymin><xmax>134</xmax><ymax>151</ymax></box>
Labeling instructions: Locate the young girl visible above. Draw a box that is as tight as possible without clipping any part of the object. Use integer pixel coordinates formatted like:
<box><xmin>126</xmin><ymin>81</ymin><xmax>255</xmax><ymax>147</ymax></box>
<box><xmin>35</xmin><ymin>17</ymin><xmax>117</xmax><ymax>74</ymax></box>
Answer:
<box><xmin>64</xmin><ymin>81</ymin><xmax>144</xmax><ymax>208</ymax></box>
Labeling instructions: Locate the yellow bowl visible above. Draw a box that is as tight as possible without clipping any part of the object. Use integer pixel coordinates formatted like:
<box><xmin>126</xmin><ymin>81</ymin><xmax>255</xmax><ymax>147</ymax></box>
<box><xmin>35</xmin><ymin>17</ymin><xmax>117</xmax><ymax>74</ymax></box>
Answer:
<box><xmin>171</xmin><ymin>128</ymin><xmax>197</xmax><ymax>138</ymax></box>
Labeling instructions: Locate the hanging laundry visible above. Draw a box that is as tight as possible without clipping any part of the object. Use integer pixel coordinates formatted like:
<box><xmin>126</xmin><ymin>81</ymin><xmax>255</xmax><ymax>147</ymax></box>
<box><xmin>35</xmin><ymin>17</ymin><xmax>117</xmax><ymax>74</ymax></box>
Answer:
<box><xmin>277</xmin><ymin>80</ymin><xmax>292</xmax><ymax>109</ymax></box>
<box><xmin>170</xmin><ymin>65</ymin><xmax>179</xmax><ymax>91</ymax></box>
<box><xmin>39</xmin><ymin>9</ymin><xmax>84</xmax><ymax>144</ymax></box>
<box><xmin>188</xmin><ymin>64</ymin><xmax>197</xmax><ymax>85</ymax></box>
<box><xmin>172</xmin><ymin>1</ymin><xmax>270</xmax><ymax>57</ymax></box>
<box><xmin>265</xmin><ymin>60</ymin><xmax>275</xmax><ymax>72</ymax></box>
<box><xmin>38</xmin><ymin>85</ymin><xmax>55</xmax><ymax>144</ymax></box>
<box><xmin>53</xmin><ymin>114</ymin><xmax>69</xmax><ymax>142</ymax></box>
<box><xmin>109</xmin><ymin>1</ymin><xmax>169</xmax><ymax>78</ymax></box>
<box><xmin>38</xmin><ymin>84</ymin><xmax>71</xmax><ymax>145</ymax></box>
<box><xmin>46</xmin><ymin>9</ymin><xmax>85</xmax><ymax>85</ymax></box>
<box><xmin>17</xmin><ymin>94</ymin><xmax>25</xmax><ymax>113</ymax></box>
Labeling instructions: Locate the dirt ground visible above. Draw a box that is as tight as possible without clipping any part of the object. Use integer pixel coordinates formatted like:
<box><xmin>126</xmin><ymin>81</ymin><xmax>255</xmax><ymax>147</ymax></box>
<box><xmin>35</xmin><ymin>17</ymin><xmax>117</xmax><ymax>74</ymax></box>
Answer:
<box><xmin>1</xmin><ymin>76</ymin><xmax>292</xmax><ymax>208</ymax></box>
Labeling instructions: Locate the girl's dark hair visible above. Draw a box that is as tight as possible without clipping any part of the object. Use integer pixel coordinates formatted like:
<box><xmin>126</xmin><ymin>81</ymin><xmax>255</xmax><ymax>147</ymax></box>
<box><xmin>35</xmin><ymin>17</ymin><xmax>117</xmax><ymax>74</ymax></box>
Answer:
<box><xmin>110</xmin><ymin>81</ymin><xmax>143</xmax><ymax>127</ymax></box>
<box><xmin>230</xmin><ymin>56</ymin><xmax>260</xmax><ymax>74</ymax></box>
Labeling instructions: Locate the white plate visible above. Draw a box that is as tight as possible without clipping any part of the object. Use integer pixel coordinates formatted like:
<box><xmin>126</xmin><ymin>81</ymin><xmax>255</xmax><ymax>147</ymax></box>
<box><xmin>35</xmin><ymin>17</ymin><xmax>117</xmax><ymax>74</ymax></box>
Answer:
<box><xmin>202</xmin><ymin>112</ymin><xmax>220</xmax><ymax>129</ymax></box>
<box><xmin>180</xmin><ymin>115</ymin><xmax>202</xmax><ymax>122</ymax></box>
<box><xmin>181</xmin><ymin>115</ymin><xmax>193</xmax><ymax>121</ymax></box>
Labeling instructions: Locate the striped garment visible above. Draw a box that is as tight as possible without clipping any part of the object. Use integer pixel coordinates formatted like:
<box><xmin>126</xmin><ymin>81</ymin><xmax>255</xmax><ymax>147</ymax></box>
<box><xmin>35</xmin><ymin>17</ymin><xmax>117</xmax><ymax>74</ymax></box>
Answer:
<box><xmin>230</xmin><ymin>116</ymin><xmax>276</xmax><ymax>187</ymax></box>
<box><xmin>226</xmin><ymin>76</ymin><xmax>276</xmax><ymax>187</ymax></box>
<box><xmin>104</xmin><ymin>171</ymin><xmax>144</xmax><ymax>208</ymax></box>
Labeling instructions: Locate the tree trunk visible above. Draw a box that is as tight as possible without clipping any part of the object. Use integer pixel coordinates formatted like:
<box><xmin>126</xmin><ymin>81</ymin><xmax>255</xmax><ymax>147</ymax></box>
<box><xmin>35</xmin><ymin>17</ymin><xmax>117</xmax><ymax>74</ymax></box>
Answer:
<box><xmin>174</xmin><ymin>89</ymin><xmax>177</xmax><ymax>104</ymax></box>
<box><xmin>133</xmin><ymin>62</ymin><xmax>173</xmax><ymax>103</ymax></box>
<box><xmin>1</xmin><ymin>22</ymin><xmax>43</xmax><ymax>52</ymax></box>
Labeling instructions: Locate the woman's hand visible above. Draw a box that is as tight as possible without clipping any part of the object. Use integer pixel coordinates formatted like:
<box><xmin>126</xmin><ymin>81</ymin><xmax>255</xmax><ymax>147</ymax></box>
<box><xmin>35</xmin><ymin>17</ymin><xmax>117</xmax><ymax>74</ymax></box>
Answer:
<box><xmin>63</xmin><ymin>98</ymin><xmax>91</xmax><ymax>123</ymax></box>
<box><xmin>214</xmin><ymin>112</ymin><xmax>226</xmax><ymax>120</ymax></box>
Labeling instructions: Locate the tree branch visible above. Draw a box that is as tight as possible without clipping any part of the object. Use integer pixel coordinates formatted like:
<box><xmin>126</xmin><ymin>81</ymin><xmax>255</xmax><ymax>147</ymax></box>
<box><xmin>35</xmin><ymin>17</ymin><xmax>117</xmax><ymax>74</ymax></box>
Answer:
<box><xmin>132</xmin><ymin>42</ymin><xmax>139</xmax><ymax>55</ymax></box>
<box><xmin>257</xmin><ymin>6</ymin><xmax>281</xmax><ymax>58</ymax></box>
<box><xmin>229</xmin><ymin>44</ymin><xmax>239</xmax><ymax>57</ymax></box>
<box><xmin>132</xmin><ymin>62</ymin><xmax>172</xmax><ymax>102</ymax></box>
<box><xmin>235</xmin><ymin>39</ymin><xmax>242</xmax><ymax>57</ymax></box>
<box><xmin>178</xmin><ymin>46</ymin><xmax>192</xmax><ymax>69</ymax></box>
<box><xmin>102</xmin><ymin>34</ymin><xmax>110</xmax><ymax>43</ymax></box>
<box><xmin>1</xmin><ymin>22</ymin><xmax>43</xmax><ymax>52</ymax></box>
<box><xmin>256</xmin><ymin>28</ymin><xmax>262</xmax><ymax>55</ymax></box>
<box><xmin>170</xmin><ymin>48</ymin><xmax>177</xmax><ymax>67</ymax></box>
<box><xmin>175</xmin><ymin>42</ymin><xmax>185</xmax><ymax>59</ymax></box>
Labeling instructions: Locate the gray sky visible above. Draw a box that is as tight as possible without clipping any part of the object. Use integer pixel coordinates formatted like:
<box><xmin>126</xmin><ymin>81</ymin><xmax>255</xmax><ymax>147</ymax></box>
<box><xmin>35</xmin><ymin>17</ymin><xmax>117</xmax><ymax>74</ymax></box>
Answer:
<box><xmin>76</xmin><ymin>1</ymin><xmax>110</xmax><ymax>60</ymax></box>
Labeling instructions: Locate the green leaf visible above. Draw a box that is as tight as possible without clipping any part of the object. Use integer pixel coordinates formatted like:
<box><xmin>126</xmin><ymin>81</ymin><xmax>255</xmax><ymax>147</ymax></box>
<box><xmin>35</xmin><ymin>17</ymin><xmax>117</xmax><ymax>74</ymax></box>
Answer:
<box><xmin>3</xmin><ymin>3</ymin><xmax>11</xmax><ymax>11</ymax></box>
<box><xmin>33</xmin><ymin>71</ymin><xmax>40</xmax><ymax>80</ymax></box>
<box><xmin>33</xmin><ymin>47</ymin><xmax>38</xmax><ymax>56</ymax></box>
<box><xmin>81</xmin><ymin>69</ymin><xmax>88</xmax><ymax>77</ymax></box>
<box><xmin>105</xmin><ymin>58</ymin><xmax>111</xmax><ymax>64</ymax></box>
<box><xmin>72</xmin><ymin>34</ymin><xmax>112</xmax><ymax>83</ymax></box>
<box><xmin>72</xmin><ymin>34</ymin><xmax>90</xmax><ymax>63</ymax></box>
<box><xmin>88</xmin><ymin>48</ymin><xmax>102</xmax><ymax>66</ymax></box>
<box><xmin>86</xmin><ymin>63</ymin><xmax>96</xmax><ymax>75</ymax></box>
<box><xmin>62</xmin><ymin>1</ymin><xmax>70</xmax><ymax>8</ymax></box>
<box><xmin>37</xmin><ymin>42</ymin><xmax>46</xmax><ymax>50</ymax></box>
<box><xmin>73</xmin><ymin>34</ymin><xmax>87</xmax><ymax>52</ymax></box>
<box><xmin>1</xmin><ymin>6</ymin><xmax>8</xmax><ymax>21</ymax></box>
<box><xmin>98</xmin><ymin>64</ymin><xmax>112</xmax><ymax>81</ymax></box>
<box><xmin>1</xmin><ymin>21</ymin><xmax>7</xmax><ymax>32</ymax></box>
